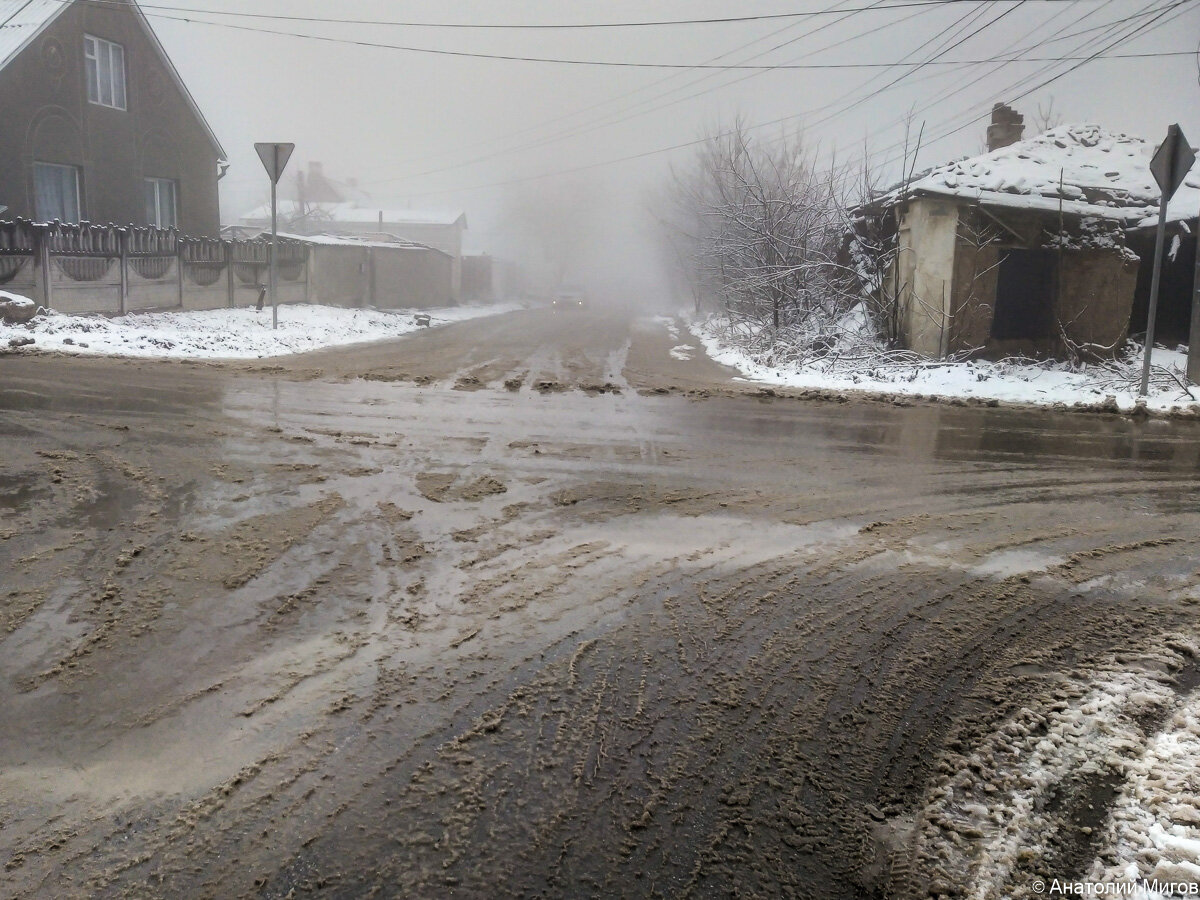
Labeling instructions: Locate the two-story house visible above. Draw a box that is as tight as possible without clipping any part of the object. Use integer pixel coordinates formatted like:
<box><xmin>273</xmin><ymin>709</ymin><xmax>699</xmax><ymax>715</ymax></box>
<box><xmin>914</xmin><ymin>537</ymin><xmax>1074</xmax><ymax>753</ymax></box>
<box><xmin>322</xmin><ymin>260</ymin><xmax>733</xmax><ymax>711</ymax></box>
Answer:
<box><xmin>0</xmin><ymin>0</ymin><xmax>225</xmax><ymax>234</ymax></box>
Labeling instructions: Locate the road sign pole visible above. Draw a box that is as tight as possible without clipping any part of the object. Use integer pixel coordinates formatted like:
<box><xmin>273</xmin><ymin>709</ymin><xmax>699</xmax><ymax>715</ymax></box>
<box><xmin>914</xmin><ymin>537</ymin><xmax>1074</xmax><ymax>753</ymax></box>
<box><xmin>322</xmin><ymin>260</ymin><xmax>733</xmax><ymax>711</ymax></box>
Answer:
<box><xmin>1142</xmin><ymin>124</ymin><xmax>1196</xmax><ymax>396</ymax></box>
<box><xmin>271</xmin><ymin>150</ymin><xmax>278</xmax><ymax>330</ymax></box>
<box><xmin>1140</xmin><ymin>198</ymin><xmax>1170</xmax><ymax>396</ymax></box>
<box><xmin>254</xmin><ymin>142</ymin><xmax>295</xmax><ymax>332</ymax></box>
<box><xmin>1189</xmin><ymin>197</ymin><xmax>1200</xmax><ymax>385</ymax></box>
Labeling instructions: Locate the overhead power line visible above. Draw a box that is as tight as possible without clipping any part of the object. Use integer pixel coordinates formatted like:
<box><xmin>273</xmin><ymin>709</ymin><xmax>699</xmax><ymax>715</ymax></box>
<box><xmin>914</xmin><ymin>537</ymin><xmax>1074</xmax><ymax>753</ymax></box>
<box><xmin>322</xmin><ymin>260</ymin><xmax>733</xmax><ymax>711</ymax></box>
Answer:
<box><xmin>392</xmin><ymin>0</ymin><xmax>1192</xmax><ymax>199</ymax></box>
<box><xmin>845</xmin><ymin>0</ymin><xmax>1193</xmax><ymax>181</ymax></box>
<box><xmin>361</xmin><ymin>0</ymin><xmax>1160</xmax><ymax>189</ymax></box>
<box><xmin>69</xmin><ymin>0</ymin><xmax>1115</xmax><ymax>30</ymax></box>
<box><xmin>381</xmin><ymin>0</ymin><xmax>1176</xmax><ymax>189</ymax></box>
<box><xmin>359</xmin><ymin>0</ymin><xmax>950</xmax><ymax>187</ymax></box>
<box><xmin>98</xmin><ymin>0</ymin><xmax>1181</xmax><ymax>69</ymax></box>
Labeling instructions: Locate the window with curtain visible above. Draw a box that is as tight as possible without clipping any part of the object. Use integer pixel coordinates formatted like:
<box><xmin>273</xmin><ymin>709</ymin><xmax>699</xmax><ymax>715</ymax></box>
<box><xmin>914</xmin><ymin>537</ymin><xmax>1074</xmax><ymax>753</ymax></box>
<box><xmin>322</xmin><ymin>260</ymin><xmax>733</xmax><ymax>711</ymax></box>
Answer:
<box><xmin>145</xmin><ymin>178</ymin><xmax>178</xmax><ymax>228</ymax></box>
<box><xmin>33</xmin><ymin>163</ymin><xmax>82</xmax><ymax>222</ymax></box>
<box><xmin>84</xmin><ymin>35</ymin><xmax>126</xmax><ymax>110</ymax></box>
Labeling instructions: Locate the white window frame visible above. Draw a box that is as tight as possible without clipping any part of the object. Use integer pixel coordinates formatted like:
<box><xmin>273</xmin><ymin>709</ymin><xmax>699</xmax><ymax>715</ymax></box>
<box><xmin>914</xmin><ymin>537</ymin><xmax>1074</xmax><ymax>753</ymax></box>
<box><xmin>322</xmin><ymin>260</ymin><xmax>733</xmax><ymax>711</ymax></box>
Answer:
<box><xmin>84</xmin><ymin>35</ymin><xmax>126</xmax><ymax>111</ymax></box>
<box><xmin>145</xmin><ymin>178</ymin><xmax>178</xmax><ymax>229</ymax></box>
<box><xmin>33</xmin><ymin>162</ymin><xmax>82</xmax><ymax>223</ymax></box>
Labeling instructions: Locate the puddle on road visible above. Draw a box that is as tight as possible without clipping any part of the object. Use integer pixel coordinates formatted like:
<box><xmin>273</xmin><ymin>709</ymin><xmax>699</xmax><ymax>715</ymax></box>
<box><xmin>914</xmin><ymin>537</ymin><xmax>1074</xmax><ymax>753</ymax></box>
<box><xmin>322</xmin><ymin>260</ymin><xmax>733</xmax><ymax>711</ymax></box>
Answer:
<box><xmin>53</xmin><ymin>473</ymin><xmax>144</xmax><ymax>530</ymax></box>
<box><xmin>0</xmin><ymin>473</ymin><xmax>44</xmax><ymax>516</ymax></box>
<box><xmin>696</xmin><ymin>400</ymin><xmax>1200</xmax><ymax>470</ymax></box>
<box><xmin>974</xmin><ymin>547</ymin><xmax>1066</xmax><ymax>578</ymax></box>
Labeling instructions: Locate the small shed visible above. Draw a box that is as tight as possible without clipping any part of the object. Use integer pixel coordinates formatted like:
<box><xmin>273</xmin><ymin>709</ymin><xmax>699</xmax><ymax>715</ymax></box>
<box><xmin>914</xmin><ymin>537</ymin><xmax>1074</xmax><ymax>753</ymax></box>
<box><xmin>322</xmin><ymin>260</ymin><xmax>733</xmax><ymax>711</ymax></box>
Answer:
<box><xmin>860</xmin><ymin>123</ymin><xmax>1188</xmax><ymax>359</ymax></box>
<box><xmin>280</xmin><ymin>233</ymin><xmax>455</xmax><ymax>310</ymax></box>
<box><xmin>241</xmin><ymin>203</ymin><xmax>467</xmax><ymax>301</ymax></box>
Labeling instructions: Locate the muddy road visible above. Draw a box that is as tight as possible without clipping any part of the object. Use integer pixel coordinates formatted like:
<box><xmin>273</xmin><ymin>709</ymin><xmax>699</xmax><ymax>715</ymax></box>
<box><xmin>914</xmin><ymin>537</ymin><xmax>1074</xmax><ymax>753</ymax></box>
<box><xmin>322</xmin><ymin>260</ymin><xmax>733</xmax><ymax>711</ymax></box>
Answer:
<box><xmin>3</xmin><ymin>308</ymin><xmax>1200</xmax><ymax>899</ymax></box>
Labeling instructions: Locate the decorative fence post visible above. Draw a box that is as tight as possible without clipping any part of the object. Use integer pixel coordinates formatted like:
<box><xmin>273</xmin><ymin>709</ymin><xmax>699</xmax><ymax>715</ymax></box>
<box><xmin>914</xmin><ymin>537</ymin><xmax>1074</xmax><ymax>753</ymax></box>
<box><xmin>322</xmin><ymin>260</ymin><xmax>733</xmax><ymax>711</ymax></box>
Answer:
<box><xmin>175</xmin><ymin>229</ymin><xmax>184</xmax><ymax>309</ymax></box>
<box><xmin>305</xmin><ymin>244</ymin><xmax>312</xmax><ymax>305</ymax></box>
<box><xmin>38</xmin><ymin>225</ymin><xmax>52</xmax><ymax>310</ymax></box>
<box><xmin>118</xmin><ymin>228</ymin><xmax>129</xmax><ymax>316</ymax></box>
<box><xmin>225</xmin><ymin>240</ymin><xmax>235</xmax><ymax>308</ymax></box>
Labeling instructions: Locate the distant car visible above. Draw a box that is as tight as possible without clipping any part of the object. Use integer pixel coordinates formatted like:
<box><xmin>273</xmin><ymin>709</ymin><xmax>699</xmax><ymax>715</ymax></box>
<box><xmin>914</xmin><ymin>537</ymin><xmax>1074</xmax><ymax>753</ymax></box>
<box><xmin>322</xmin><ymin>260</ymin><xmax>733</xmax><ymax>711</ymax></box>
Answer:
<box><xmin>552</xmin><ymin>287</ymin><xmax>587</xmax><ymax>311</ymax></box>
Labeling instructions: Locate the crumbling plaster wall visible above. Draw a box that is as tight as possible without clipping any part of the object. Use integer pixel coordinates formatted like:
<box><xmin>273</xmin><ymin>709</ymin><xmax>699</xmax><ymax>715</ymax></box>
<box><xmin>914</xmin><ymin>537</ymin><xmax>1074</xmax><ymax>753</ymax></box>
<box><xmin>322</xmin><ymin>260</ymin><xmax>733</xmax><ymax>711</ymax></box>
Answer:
<box><xmin>897</xmin><ymin>198</ymin><xmax>959</xmax><ymax>358</ymax></box>
<box><xmin>1056</xmin><ymin>251</ymin><xmax>1138</xmax><ymax>351</ymax></box>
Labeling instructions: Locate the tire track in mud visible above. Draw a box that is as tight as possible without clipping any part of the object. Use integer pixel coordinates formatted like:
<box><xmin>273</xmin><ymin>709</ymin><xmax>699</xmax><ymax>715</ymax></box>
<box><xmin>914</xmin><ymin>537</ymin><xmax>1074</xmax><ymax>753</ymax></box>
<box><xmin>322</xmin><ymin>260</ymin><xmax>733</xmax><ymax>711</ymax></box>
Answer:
<box><xmin>5</xmin><ymin>327</ymin><xmax>1200</xmax><ymax>899</ymax></box>
<box><xmin>238</xmin><ymin>517</ymin><xmax>1200</xmax><ymax>899</ymax></box>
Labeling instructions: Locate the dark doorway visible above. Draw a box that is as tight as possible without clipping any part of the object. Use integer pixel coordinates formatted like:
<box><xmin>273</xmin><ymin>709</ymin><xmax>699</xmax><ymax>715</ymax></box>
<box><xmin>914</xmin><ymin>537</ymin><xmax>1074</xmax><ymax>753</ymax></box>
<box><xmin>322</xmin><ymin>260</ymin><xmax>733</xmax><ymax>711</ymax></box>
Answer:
<box><xmin>991</xmin><ymin>248</ymin><xmax>1056</xmax><ymax>340</ymax></box>
<box><xmin>1128</xmin><ymin>224</ymin><xmax>1196</xmax><ymax>345</ymax></box>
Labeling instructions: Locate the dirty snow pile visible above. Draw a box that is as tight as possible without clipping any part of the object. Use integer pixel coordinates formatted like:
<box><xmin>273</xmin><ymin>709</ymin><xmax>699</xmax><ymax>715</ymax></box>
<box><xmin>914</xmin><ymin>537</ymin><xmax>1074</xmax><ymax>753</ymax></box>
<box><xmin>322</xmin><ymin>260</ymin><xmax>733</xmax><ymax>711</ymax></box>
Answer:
<box><xmin>915</xmin><ymin>637</ymin><xmax>1200</xmax><ymax>899</ymax></box>
<box><xmin>652</xmin><ymin>315</ymin><xmax>698</xmax><ymax>362</ymax></box>
<box><xmin>0</xmin><ymin>290</ymin><xmax>36</xmax><ymax>311</ymax></box>
<box><xmin>0</xmin><ymin>301</ymin><xmax>522</xmax><ymax>359</ymax></box>
<box><xmin>688</xmin><ymin>312</ymin><xmax>1199</xmax><ymax>413</ymax></box>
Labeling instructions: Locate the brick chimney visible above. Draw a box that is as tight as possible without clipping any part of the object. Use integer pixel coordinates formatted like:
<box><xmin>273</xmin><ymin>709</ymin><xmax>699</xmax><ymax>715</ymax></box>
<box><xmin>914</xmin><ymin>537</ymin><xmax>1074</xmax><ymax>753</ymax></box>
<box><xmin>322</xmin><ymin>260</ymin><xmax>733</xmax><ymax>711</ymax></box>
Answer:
<box><xmin>987</xmin><ymin>103</ymin><xmax>1024</xmax><ymax>152</ymax></box>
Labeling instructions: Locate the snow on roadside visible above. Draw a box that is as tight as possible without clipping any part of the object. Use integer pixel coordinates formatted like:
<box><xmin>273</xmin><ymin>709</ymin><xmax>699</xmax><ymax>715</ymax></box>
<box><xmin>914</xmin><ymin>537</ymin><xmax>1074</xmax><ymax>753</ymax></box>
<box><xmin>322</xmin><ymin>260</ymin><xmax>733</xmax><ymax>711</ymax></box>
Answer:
<box><xmin>914</xmin><ymin>637</ymin><xmax>1200</xmax><ymax>899</ymax></box>
<box><xmin>0</xmin><ymin>301</ymin><xmax>523</xmax><ymax>360</ymax></box>
<box><xmin>687</xmin><ymin>313</ymin><xmax>1199</xmax><ymax>414</ymax></box>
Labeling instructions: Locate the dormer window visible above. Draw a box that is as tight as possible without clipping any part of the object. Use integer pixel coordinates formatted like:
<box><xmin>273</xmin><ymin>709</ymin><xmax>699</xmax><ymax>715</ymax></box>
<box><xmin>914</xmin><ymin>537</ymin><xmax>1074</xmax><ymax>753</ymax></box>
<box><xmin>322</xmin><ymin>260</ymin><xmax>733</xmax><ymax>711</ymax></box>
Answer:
<box><xmin>85</xmin><ymin>35</ymin><xmax>126</xmax><ymax>110</ymax></box>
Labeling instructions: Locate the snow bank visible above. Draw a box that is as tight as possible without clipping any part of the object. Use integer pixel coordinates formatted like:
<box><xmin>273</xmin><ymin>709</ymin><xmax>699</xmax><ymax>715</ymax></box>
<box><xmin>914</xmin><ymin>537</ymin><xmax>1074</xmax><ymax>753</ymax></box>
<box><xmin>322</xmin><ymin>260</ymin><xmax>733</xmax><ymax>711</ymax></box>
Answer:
<box><xmin>915</xmin><ymin>638</ymin><xmax>1200</xmax><ymax>898</ymax></box>
<box><xmin>688</xmin><ymin>314</ymin><xmax>1199</xmax><ymax>414</ymax></box>
<box><xmin>0</xmin><ymin>302</ymin><xmax>522</xmax><ymax>359</ymax></box>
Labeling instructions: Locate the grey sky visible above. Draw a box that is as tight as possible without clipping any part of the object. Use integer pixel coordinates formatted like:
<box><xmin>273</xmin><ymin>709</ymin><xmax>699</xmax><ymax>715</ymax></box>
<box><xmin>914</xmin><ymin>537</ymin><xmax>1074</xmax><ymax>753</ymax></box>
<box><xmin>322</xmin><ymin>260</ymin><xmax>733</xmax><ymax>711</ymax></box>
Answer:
<box><xmin>151</xmin><ymin>0</ymin><xmax>1200</xmax><ymax>265</ymax></box>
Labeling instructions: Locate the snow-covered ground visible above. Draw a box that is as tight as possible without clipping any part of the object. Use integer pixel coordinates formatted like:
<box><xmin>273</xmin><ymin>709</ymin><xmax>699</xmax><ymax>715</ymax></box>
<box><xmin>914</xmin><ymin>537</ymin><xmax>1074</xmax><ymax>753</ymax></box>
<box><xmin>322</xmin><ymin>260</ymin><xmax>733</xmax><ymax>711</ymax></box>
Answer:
<box><xmin>0</xmin><ymin>300</ymin><xmax>523</xmax><ymax>359</ymax></box>
<box><xmin>916</xmin><ymin>637</ymin><xmax>1200</xmax><ymax>899</ymax></box>
<box><xmin>688</xmin><ymin>313</ymin><xmax>1200</xmax><ymax>414</ymax></box>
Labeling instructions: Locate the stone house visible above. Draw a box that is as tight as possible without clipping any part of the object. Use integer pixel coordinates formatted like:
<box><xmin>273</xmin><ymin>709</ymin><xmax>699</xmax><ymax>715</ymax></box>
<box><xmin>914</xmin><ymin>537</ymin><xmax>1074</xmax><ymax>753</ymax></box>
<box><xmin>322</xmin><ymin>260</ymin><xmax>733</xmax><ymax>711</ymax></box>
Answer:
<box><xmin>859</xmin><ymin>107</ymin><xmax>1190</xmax><ymax>359</ymax></box>
<box><xmin>0</xmin><ymin>0</ymin><xmax>226</xmax><ymax>235</ymax></box>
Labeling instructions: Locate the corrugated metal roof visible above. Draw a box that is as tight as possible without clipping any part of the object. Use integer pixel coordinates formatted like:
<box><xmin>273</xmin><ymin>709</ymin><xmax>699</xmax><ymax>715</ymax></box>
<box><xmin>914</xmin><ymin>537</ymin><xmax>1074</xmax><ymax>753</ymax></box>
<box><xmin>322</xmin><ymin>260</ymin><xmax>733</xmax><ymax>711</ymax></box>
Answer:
<box><xmin>277</xmin><ymin>231</ymin><xmax>449</xmax><ymax>254</ymax></box>
<box><xmin>0</xmin><ymin>0</ymin><xmax>69</xmax><ymax>70</ymax></box>
<box><xmin>241</xmin><ymin>202</ymin><xmax>467</xmax><ymax>228</ymax></box>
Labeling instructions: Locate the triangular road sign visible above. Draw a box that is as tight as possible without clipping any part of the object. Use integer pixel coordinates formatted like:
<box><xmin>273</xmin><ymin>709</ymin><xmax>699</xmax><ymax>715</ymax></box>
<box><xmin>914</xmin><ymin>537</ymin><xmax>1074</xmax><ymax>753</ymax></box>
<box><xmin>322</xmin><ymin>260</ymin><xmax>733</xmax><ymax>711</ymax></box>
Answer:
<box><xmin>255</xmin><ymin>142</ymin><xmax>296</xmax><ymax>185</ymax></box>
<box><xmin>1150</xmin><ymin>125</ymin><xmax>1196</xmax><ymax>202</ymax></box>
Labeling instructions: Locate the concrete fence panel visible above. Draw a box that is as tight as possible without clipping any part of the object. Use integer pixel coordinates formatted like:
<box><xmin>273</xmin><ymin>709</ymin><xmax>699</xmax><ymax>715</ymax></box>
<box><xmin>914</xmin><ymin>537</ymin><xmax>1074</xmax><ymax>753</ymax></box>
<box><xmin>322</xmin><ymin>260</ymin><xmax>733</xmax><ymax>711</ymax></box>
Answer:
<box><xmin>49</xmin><ymin>255</ymin><xmax>122</xmax><ymax>315</ymax></box>
<box><xmin>0</xmin><ymin>219</ymin><xmax>311</xmax><ymax>317</ymax></box>
<box><xmin>308</xmin><ymin>245</ymin><xmax>369</xmax><ymax>308</ymax></box>
<box><xmin>372</xmin><ymin>246</ymin><xmax>454</xmax><ymax>309</ymax></box>
<box><xmin>127</xmin><ymin>256</ymin><xmax>181</xmax><ymax>312</ymax></box>
<box><xmin>0</xmin><ymin>253</ymin><xmax>38</xmax><ymax>302</ymax></box>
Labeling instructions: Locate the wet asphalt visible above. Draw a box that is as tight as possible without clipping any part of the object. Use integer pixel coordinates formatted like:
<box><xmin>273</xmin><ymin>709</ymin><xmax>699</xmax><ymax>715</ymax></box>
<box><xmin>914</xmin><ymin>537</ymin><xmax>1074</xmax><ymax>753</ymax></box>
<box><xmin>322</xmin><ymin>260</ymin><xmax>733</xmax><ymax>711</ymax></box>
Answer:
<box><xmin>1</xmin><ymin>308</ymin><xmax>1199</xmax><ymax>899</ymax></box>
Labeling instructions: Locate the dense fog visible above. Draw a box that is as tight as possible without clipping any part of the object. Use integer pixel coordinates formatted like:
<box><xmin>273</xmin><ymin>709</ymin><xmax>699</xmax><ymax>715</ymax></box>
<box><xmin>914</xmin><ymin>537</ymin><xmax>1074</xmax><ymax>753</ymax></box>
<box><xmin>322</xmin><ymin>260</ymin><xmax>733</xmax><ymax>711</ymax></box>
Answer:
<box><xmin>149</xmin><ymin>0</ymin><xmax>1200</xmax><ymax>305</ymax></box>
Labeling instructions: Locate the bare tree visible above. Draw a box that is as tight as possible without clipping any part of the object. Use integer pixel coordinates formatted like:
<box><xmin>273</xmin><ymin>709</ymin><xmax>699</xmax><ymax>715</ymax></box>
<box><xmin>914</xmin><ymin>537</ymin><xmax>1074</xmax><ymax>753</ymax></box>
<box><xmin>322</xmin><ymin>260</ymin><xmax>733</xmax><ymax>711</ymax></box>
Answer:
<box><xmin>662</xmin><ymin>120</ymin><xmax>859</xmax><ymax>345</ymax></box>
<box><xmin>1032</xmin><ymin>96</ymin><xmax>1064</xmax><ymax>135</ymax></box>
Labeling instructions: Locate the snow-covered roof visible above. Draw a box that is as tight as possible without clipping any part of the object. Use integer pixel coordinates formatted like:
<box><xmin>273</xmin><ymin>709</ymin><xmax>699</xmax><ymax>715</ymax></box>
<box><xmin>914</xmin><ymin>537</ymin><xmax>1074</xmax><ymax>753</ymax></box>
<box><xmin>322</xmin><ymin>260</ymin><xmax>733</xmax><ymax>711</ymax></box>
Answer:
<box><xmin>240</xmin><ymin>202</ymin><xmax>466</xmax><ymax>229</ymax></box>
<box><xmin>876</xmin><ymin>125</ymin><xmax>1199</xmax><ymax>225</ymax></box>
<box><xmin>276</xmin><ymin>231</ymin><xmax>449</xmax><ymax>255</ymax></box>
<box><xmin>1137</xmin><ymin>180</ymin><xmax>1199</xmax><ymax>230</ymax></box>
<box><xmin>0</xmin><ymin>0</ymin><xmax>225</xmax><ymax>159</ymax></box>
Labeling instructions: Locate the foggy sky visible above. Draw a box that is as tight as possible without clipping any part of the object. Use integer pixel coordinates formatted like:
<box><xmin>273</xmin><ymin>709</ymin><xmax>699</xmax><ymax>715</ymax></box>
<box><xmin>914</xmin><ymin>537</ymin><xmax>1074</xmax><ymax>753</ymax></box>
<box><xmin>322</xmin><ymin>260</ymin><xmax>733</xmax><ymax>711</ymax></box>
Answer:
<box><xmin>150</xmin><ymin>0</ymin><xmax>1200</xmax><ymax>288</ymax></box>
